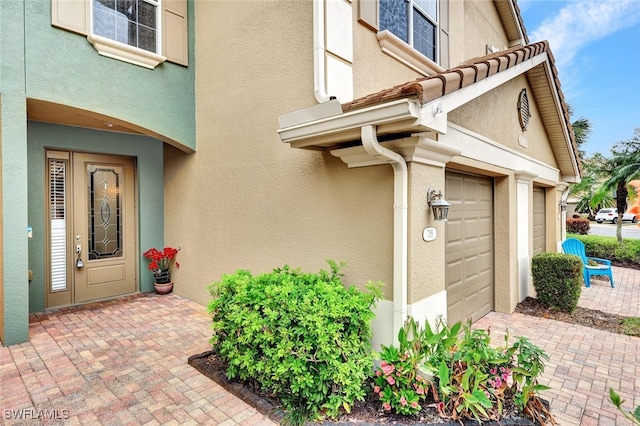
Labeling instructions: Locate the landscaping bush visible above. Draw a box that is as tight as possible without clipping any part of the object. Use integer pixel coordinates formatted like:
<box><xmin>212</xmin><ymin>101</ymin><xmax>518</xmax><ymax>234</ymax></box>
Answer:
<box><xmin>568</xmin><ymin>233</ymin><xmax>640</xmax><ymax>269</ymax></box>
<box><xmin>207</xmin><ymin>261</ymin><xmax>382</xmax><ymax>424</ymax></box>
<box><xmin>532</xmin><ymin>252</ymin><xmax>583</xmax><ymax>313</ymax></box>
<box><xmin>373</xmin><ymin>318</ymin><xmax>554</xmax><ymax>424</ymax></box>
<box><xmin>566</xmin><ymin>218</ymin><xmax>590</xmax><ymax>234</ymax></box>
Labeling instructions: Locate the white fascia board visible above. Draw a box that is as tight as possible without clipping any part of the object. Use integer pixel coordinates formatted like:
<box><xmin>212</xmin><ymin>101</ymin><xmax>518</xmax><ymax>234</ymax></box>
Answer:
<box><xmin>445</xmin><ymin>124</ymin><xmax>561</xmax><ymax>182</ymax></box>
<box><xmin>561</xmin><ymin>174</ymin><xmax>581</xmax><ymax>184</ymax></box>
<box><xmin>420</xmin><ymin>54</ymin><xmax>548</xmax><ymax>132</ymax></box>
<box><xmin>277</xmin><ymin>99</ymin><xmax>422</xmax><ymax>147</ymax></box>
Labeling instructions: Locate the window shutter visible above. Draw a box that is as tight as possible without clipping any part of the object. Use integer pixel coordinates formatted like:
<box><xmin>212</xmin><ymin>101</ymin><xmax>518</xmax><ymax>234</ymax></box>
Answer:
<box><xmin>439</xmin><ymin>0</ymin><xmax>449</xmax><ymax>69</ymax></box>
<box><xmin>358</xmin><ymin>0</ymin><xmax>379</xmax><ymax>31</ymax></box>
<box><xmin>163</xmin><ymin>0</ymin><xmax>189</xmax><ymax>66</ymax></box>
<box><xmin>51</xmin><ymin>0</ymin><xmax>90</xmax><ymax>35</ymax></box>
<box><xmin>49</xmin><ymin>159</ymin><xmax>68</xmax><ymax>292</ymax></box>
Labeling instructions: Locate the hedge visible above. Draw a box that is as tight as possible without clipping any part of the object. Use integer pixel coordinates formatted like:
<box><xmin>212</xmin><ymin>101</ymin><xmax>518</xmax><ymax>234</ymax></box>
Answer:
<box><xmin>567</xmin><ymin>233</ymin><xmax>640</xmax><ymax>269</ymax></box>
<box><xmin>532</xmin><ymin>252</ymin><xmax>583</xmax><ymax>313</ymax></box>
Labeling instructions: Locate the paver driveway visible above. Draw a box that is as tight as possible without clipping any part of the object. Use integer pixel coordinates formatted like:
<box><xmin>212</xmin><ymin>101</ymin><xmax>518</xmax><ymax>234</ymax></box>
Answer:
<box><xmin>475</xmin><ymin>265</ymin><xmax>640</xmax><ymax>425</ymax></box>
<box><xmin>1</xmin><ymin>265</ymin><xmax>638</xmax><ymax>425</ymax></box>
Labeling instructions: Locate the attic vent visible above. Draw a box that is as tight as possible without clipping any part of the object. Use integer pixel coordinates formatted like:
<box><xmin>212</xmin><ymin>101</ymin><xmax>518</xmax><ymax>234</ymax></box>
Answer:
<box><xmin>518</xmin><ymin>89</ymin><xmax>531</xmax><ymax>131</ymax></box>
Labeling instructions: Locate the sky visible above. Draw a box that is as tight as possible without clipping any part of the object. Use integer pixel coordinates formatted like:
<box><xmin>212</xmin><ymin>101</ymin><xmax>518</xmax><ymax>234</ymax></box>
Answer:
<box><xmin>518</xmin><ymin>0</ymin><xmax>640</xmax><ymax>157</ymax></box>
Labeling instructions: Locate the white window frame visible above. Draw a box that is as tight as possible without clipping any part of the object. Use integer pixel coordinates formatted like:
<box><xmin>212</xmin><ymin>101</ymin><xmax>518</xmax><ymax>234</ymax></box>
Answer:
<box><xmin>88</xmin><ymin>0</ymin><xmax>166</xmax><ymax>69</ymax></box>
<box><xmin>407</xmin><ymin>0</ymin><xmax>439</xmax><ymax>62</ymax></box>
<box><xmin>378</xmin><ymin>0</ymin><xmax>444</xmax><ymax>76</ymax></box>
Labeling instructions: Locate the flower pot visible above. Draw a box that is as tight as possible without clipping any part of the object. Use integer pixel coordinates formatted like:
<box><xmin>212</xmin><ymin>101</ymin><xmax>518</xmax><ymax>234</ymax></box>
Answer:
<box><xmin>154</xmin><ymin>281</ymin><xmax>173</xmax><ymax>294</ymax></box>
<box><xmin>155</xmin><ymin>270</ymin><xmax>171</xmax><ymax>284</ymax></box>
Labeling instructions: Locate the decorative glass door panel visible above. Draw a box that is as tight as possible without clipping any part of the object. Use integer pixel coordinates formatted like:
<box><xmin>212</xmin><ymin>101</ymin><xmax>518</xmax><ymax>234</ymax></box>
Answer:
<box><xmin>88</xmin><ymin>166</ymin><xmax>123</xmax><ymax>260</ymax></box>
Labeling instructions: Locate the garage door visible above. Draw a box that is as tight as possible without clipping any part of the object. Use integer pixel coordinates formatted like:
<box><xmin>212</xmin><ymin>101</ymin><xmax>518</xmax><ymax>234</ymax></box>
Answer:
<box><xmin>532</xmin><ymin>188</ymin><xmax>545</xmax><ymax>255</ymax></box>
<box><xmin>445</xmin><ymin>172</ymin><xmax>494</xmax><ymax>325</ymax></box>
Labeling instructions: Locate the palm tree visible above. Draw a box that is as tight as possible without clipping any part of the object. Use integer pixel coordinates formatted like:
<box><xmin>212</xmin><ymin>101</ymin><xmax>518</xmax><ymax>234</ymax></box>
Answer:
<box><xmin>568</xmin><ymin>105</ymin><xmax>592</xmax><ymax>159</ymax></box>
<box><xmin>567</xmin><ymin>105</ymin><xmax>596</xmax><ymax>215</ymax></box>
<box><xmin>570</xmin><ymin>153</ymin><xmax>610</xmax><ymax>218</ymax></box>
<box><xmin>592</xmin><ymin>129</ymin><xmax>640</xmax><ymax>243</ymax></box>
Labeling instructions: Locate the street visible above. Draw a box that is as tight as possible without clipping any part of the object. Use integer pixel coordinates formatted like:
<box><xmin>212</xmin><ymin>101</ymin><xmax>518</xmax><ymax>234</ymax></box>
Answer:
<box><xmin>588</xmin><ymin>222</ymin><xmax>640</xmax><ymax>238</ymax></box>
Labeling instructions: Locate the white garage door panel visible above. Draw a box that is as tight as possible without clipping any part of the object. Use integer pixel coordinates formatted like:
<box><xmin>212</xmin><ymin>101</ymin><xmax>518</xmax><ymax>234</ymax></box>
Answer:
<box><xmin>445</xmin><ymin>172</ymin><xmax>494</xmax><ymax>325</ymax></box>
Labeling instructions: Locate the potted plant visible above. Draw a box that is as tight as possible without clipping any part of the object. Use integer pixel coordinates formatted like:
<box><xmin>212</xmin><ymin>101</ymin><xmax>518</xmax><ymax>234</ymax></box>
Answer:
<box><xmin>143</xmin><ymin>246</ymin><xmax>180</xmax><ymax>294</ymax></box>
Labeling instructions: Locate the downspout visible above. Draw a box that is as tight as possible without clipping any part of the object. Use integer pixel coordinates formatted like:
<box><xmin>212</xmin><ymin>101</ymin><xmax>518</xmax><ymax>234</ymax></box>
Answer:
<box><xmin>361</xmin><ymin>125</ymin><xmax>408</xmax><ymax>338</ymax></box>
<box><xmin>313</xmin><ymin>0</ymin><xmax>333</xmax><ymax>102</ymax></box>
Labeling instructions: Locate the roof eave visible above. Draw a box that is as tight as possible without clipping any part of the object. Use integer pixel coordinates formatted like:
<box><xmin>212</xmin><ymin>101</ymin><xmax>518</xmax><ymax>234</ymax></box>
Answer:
<box><xmin>277</xmin><ymin>99</ymin><xmax>427</xmax><ymax>150</ymax></box>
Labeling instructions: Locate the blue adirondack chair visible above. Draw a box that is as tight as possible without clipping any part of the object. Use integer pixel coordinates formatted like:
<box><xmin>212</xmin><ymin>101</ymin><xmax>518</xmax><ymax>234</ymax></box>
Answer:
<box><xmin>562</xmin><ymin>238</ymin><xmax>614</xmax><ymax>288</ymax></box>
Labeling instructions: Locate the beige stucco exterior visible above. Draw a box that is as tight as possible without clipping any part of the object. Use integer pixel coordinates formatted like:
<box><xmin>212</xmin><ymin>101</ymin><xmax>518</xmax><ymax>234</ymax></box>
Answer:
<box><xmin>461</xmin><ymin>0</ymin><xmax>510</xmax><ymax>58</ymax></box>
<box><xmin>449</xmin><ymin>75</ymin><xmax>559</xmax><ymax>167</ymax></box>
<box><xmin>166</xmin><ymin>0</ymin><xmax>396</xmax><ymax>304</ymax></box>
<box><xmin>163</xmin><ymin>0</ymin><xmax>580</xmax><ymax>347</ymax></box>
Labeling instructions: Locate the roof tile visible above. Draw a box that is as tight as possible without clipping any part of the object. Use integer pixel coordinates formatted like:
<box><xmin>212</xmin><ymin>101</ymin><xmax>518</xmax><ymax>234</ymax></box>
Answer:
<box><xmin>457</xmin><ymin>67</ymin><xmax>477</xmax><ymax>88</ymax></box>
<box><xmin>472</xmin><ymin>63</ymin><xmax>489</xmax><ymax>82</ymax></box>
<box><xmin>338</xmin><ymin>40</ymin><xmax>581</xmax><ymax>175</ymax></box>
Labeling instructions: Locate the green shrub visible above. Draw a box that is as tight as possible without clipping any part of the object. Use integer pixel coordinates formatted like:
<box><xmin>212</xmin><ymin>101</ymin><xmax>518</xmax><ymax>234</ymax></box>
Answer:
<box><xmin>568</xmin><ymin>233</ymin><xmax>640</xmax><ymax>268</ymax></box>
<box><xmin>207</xmin><ymin>261</ymin><xmax>382</xmax><ymax>424</ymax></box>
<box><xmin>566</xmin><ymin>218</ymin><xmax>590</xmax><ymax>234</ymax></box>
<box><xmin>531</xmin><ymin>252</ymin><xmax>583</xmax><ymax>313</ymax></box>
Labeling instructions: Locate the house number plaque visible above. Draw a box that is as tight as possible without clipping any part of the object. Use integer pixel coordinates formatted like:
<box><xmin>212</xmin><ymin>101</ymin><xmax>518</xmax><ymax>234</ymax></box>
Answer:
<box><xmin>422</xmin><ymin>227</ymin><xmax>437</xmax><ymax>242</ymax></box>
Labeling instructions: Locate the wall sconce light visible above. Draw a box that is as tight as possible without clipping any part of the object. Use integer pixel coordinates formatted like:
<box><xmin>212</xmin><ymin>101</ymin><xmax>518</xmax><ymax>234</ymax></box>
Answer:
<box><xmin>427</xmin><ymin>188</ymin><xmax>450</xmax><ymax>221</ymax></box>
<box><xmin>559</xmin><ymin>200</ymin><xmax>568</xmax><ymax>212</ymax></box>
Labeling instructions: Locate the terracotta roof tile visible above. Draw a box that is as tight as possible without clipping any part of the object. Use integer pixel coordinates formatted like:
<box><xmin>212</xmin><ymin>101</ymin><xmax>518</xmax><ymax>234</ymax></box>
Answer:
<box><xmin>340</xmin><ymin>40</ymin><xmax>581</xmax><ymax>175</ymax></box>
<box><xmin>341</xmin><ymin>42</ymin><xmax>549</xmax><ymax>110</ymax></box>
<box><xmin>486</xmin><ymin>58</ymin><xmax>500</xmax><ymax>77</ymax></box>
<box><xmin>471</xmin><ymin>63</ymin><xmax>489</xmax><ymax>82</ymax></box>
<box><xmin>457</xmin><ymin>67</ymin><xmax>477</xmax><ymax>88</ymax></box>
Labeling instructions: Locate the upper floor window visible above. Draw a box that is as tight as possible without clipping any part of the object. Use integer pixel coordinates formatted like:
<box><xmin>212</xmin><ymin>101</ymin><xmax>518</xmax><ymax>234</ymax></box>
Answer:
<box><xmin>380</xmin><ymin>0</ymin><xmax>438</xmax><ymax>62</ymax></box>
<box><xmin>52</xmin><ymin>0</ymin><xmax>188</xmax><ymax>68</ymax></box>
<box><xmin>93</xmin><ymin>0</ymin><xmax>159</xmax><ymax>54</ymax></box>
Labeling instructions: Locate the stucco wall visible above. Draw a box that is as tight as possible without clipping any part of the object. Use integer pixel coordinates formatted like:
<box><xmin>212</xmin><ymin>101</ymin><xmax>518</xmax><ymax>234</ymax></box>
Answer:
<box><xmin>166</xmin><ymin>0</ymin><xmax>395</xmax><ymax>306</ymax></box>
<box><xmin>448</xmin><ymin>76</ymin><xmax>559</xmax><ymax>169</ymax></box>
<box><xmin>408</xmin><ymin>162</ymin><xmax>447</xmax><ymax>304</ymax></box>
<box><xmin>352</xmin><ymin>18</ymin><xmax>424</xmax><ymax>97</ymax></box>
<box><xmin>462</xmin><ymin>1</ymin><xmax>510</xmax><ymax>60</ymax></box>
<box><xmin>1</xmin><ymin>0</ymin><xmax>30</xmax><ymax>345</ymax></box>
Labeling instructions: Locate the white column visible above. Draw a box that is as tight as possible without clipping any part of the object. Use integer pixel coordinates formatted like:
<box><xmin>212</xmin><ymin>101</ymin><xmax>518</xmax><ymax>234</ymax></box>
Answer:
<box><xmin>515</xmin><ymin>171</ymin><xmax>537</xmax><ymax>302</ymax></box>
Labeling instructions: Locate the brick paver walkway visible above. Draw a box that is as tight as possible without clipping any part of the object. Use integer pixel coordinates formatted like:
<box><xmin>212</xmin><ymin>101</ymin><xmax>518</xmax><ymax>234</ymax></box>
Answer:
<box><xmin>0</xmin><ymin>294</ymin><xmax>275</xmax><ymax>425</ymax></box>
<box><xmin>476</xmin><ymin>265</ymin><xmax>640</xmax><ymax>426</ymax></box>
<box><xmin>1</xmin><ymin>266</ymin><xmax>638</xmax><ymax>425</ymax></box>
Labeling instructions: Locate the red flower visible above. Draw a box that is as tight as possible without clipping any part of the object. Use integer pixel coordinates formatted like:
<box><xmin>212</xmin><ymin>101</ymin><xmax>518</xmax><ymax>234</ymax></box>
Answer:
<box><xmin>143</xmin><ymin>247</ymin><xmax>180</xmax><ymax>276</ymax></box>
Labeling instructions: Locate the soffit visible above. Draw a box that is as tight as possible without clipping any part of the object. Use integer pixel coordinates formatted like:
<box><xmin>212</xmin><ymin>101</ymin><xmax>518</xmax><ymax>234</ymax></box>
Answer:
<box><xmin>27</xmin><ymin>99</ymin><xmax>142</xmax><ymax>135</ymax></box>
<box><xmin>27</xmin><ymin>98</ymin><xmax>193</xmax><ymax>153</ymax></box>
<box><xmin>493</xmin><ymin>0</ymin><xmax>529</xmax><ymax>47</ymax></box>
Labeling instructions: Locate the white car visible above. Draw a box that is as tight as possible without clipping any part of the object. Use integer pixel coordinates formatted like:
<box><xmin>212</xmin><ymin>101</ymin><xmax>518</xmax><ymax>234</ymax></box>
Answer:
<box><xmin>595</xmin><ymin>208</ymin><xmax>637</xmax><ymax>224</ymax></box>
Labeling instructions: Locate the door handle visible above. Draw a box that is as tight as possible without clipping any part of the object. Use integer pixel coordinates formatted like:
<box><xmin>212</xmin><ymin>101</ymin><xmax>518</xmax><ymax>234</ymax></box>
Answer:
<box><xmin>75</xmin><ymin>244</ymin><xmax>84</xmax><ymax>268</ymax></box>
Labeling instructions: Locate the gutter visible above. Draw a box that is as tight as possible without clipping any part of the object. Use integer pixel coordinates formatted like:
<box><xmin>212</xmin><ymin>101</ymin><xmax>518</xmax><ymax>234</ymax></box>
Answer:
<box><xmin>313</xmin><ymin>0</ymin><xmax>333</xmax><ymax>102</ymax></box>
<box><xmin>360</xmin><ymin>125</ymin><xmax>408</xmax><ymax>338</ymax></box>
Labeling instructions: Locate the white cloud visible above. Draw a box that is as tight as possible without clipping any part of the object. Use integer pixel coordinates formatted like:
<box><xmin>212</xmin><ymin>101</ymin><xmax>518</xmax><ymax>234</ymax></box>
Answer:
<box><xmin>528</xmin><ymin>0</ymin><xmax>640</xmax><ymax>69</ymax></box>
